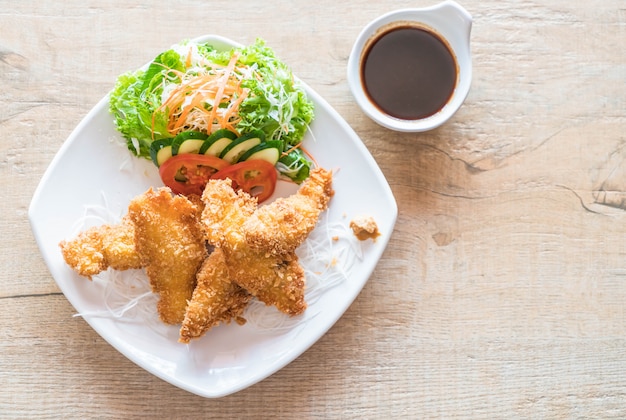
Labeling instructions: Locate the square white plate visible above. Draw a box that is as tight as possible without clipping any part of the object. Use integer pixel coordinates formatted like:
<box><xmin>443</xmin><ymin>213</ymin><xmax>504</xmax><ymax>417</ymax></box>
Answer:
<box><xmin>29</xmin><ymin>35</ymin><xmax>397</xmax><ymax>398</ymax></box>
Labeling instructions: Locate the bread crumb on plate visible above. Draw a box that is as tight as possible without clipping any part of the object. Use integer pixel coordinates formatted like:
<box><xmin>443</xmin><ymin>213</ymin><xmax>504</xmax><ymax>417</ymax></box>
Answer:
<box><xmin>349</xmin><ymin>216</ymin><xmax>380</xmax><ymax>241</ymax></box>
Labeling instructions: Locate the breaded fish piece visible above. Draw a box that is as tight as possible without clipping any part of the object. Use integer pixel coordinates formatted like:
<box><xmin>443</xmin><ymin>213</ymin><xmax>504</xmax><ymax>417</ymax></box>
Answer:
<box><xmin>179</xmin><ymin>247</ymin><xmax>251</xmax><ymax>343</ymax></box>
<box><xmin>243</xmin><ymin>167</ymin><xmax>333</xmax><ymax>255</ymax></box>
<box><xmin>201</xmin><ymin>178</ymin><xmax>257</xmax><ymax>248</ymax></box>
<box><xmin>128</xmin><ymin>187</ymin><xmax>207</xmax><ymax>325</ymax></box>
<box><xmin>59</xmin><ymin>216</ymin><xmax>142</xmax><ymax>279</ymax></box>
<box><xmin>201</xmin><ymin>179</ymin><xmax>307</xmax><ymax>316</ymax></box>
<box><xmin>225</xmin><ymin>247</ymin><xmax>307</xmax><ymax>316</ymax></box>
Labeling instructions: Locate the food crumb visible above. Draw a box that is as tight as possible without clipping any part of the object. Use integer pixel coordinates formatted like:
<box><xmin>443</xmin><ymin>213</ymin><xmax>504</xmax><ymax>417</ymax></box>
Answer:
<box><xmin>349</xmin><ymin>215</ymin><xmax>380</xmax><ymax>241</ymax></box>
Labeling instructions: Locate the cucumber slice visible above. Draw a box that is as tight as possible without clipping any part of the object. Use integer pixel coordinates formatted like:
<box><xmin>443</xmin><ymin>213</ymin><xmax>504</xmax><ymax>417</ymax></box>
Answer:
<box><xmin>199</xmin><ymin>129</ymin><xmax>238</xmax><ymax>155</ymax></box>
<box><xmin>149</xmin><ymin>139</ymin><xmax>173</xmax><ymax>167</ymax></box>
<box><xmin>156</xmin><ymin>146</ymin><xmax>173</xmax><ymax>166</ymax></box>
<box><xmin>203</xmin><ymin>137</ymin><xmax>233</xmax><ymax>157</ymax></box>
<box><xmin>171</xmin><ymin>131</ymin><xmax>208</xmax><ymax>155</ymax></box>
<box><xmin>176</xmin><ymin>139</ymin><xmax>205</xmax><ymax>155</ymax></box>
<box><xmin>220</xmin><ymin>130</ymin><xmax>265</xmax><ymax>163</ymax></box>
<box><xmin>239</xmin><ymin>140</ymin><xmax>283</xmax><ymax>165</ymax></box>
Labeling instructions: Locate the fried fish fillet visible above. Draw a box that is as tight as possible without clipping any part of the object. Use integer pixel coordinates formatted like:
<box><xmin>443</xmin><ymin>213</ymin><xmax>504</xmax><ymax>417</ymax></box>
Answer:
<box><xmin>179</xmin><ymin>247</ymin><xmax>251</xmax><ymax>343</ymax></box>
<box><xmin>59</xmin><ymin>216</ymin><xmax>142</xmax><ymax>279</ymax></box>
<box><xmin>201</xmin><ymin>178</ymin><xmax>257</xmax><ymax>248</ymax></box>
<box><xmin>201</xmin><ymin>178</ymin><xmax>308</xmax><ymax>316</ymax></box>
<box><xmin>128</xmin><ymin>187</ymin><xmax>207</xmax><ymax>325</ymax></box>
<box><xmin>225</xmin><ymin>246</ymin><xmax>307</xmax><ymax>316</ymax></box>
<box><xmin>243</xmin><ymin>167</ymin><xmax>334</xmax><ymax>255</ymax></box>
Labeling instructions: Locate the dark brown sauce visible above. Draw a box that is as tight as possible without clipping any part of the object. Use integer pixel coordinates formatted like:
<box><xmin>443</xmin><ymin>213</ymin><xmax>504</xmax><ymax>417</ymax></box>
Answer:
<box><xmin>361</xmin><ymin>25</ymin><xmax>457</xmax><ymax>120</ymax></box>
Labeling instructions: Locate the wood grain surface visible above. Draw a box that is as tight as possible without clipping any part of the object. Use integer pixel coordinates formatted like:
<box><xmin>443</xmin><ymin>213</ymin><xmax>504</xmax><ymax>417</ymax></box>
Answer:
<box><xmin>2</xmin><ymin>0</ymin><xmax>625</xmax><ymax>418</ymax></box>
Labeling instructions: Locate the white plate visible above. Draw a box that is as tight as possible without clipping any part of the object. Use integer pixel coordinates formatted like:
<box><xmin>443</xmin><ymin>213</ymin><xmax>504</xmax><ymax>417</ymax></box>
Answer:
<box><xmin>28</xmin><ymin>35</ymin><xmax>397</xmax><ymax>398</ymax></box>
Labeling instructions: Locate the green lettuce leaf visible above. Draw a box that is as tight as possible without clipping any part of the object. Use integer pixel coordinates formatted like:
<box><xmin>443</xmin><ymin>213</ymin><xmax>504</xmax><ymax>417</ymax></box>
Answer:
<box><xmin>108</xmin><ymin>38</ymin><xmax>314</xmax><ymax>181</ymax></box>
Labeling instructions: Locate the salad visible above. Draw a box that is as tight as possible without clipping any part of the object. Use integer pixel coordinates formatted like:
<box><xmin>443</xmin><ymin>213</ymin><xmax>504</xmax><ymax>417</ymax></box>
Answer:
<box><xmin>109</xmin><ymin>38</ymin><xmax>315</xmax><ymax>201</ymax></box>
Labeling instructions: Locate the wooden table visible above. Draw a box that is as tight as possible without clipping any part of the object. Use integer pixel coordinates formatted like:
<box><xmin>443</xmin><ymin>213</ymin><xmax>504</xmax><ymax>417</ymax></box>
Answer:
<box><xmin>2</xmin><ymin>0</ymin><xmax>625</xmax><ymax>417</ymax></box>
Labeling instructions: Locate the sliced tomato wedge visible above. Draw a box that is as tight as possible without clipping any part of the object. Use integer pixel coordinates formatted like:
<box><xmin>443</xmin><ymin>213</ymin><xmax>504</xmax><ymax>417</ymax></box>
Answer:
<box><xmin>211</xmin><ymin>159</ymin><xmax>277</xmax><ymax>203</ymax></box>
<box><xmin>159</xmin><ymin>153</ymin><xmax>230</xmax><ymax>196</ymax></box>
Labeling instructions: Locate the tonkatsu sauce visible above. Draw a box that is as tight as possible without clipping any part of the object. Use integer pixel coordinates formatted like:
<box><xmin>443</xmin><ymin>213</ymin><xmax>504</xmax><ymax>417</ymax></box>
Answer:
<box><xmin>361</xmin><ymin>25</ymin><xmax>458</xmax><ymax>120</ymax></box>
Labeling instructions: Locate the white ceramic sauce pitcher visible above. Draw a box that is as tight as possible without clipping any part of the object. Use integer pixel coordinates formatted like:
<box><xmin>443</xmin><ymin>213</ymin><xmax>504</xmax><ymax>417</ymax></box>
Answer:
<box><xmin>347</xmin><ymin>1</ymin><xmax>473</xmax><ymax>132</ymax></box>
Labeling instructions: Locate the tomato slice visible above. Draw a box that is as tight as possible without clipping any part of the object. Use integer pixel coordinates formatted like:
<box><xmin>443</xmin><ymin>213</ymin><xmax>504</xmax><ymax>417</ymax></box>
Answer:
<box><xmin>159</xmin><ymin>154</ymin><xmax>230</xmax><ymax>196</ymax></box>
<box><xmin>211</xmin><ymin>159</ymin><xmax>277</xmax><ymax>203</ymax></box>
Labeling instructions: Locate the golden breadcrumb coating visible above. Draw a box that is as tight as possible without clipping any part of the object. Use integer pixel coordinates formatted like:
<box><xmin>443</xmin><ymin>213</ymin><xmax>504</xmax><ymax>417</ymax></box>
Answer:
<box><xmin>59</xmin><ymin>216</ymin><xmax>142</xmax><ymax>279</ymax></box>
<box><xmin>179</xmin><ymin>247</ymin><xmax>251</xmax><ymax>343</ymax></box>
<box><xmin>243</xmin><ymin>168</ymin><xmax>334</xmax><ymax>255</ymax></box>
<box><xmin>349</xmin><ymin>215</ymin><xmax>380</xmax><ymax>241</ymax></box>
<box><xmin>200</xmin><ymin>174</ymin><xmax>333</xmax><ymax>317</ymax></box>
<box><xmin>128</xmin><ymin>187</ymin><xmax>207</xmax><ymax>325</ymax></box>
<box><xmin>201</xmin><ymin>178</ymin><xmax>257</xmax><ymax>248</ymax></box>
<box><xmin>224</xmin><ymin>246</ymin><xmax>307</xmax><ymax>316</ymax></box>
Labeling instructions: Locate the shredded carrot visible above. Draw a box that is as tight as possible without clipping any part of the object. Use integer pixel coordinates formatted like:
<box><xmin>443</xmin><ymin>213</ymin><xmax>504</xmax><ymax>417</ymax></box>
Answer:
<box><xmin>281</xmin><ymin>142</ymin><xmax>302</xmax><ymax>157</ymax></box>
<box><xmin>185</xmin><ymin>47</ymin><xmax>193</xmax><ymax>68</ymax></box>
<box><xmin>170</xmin><ymin>90</ymin><xmax>206</xmax><ymax>131</ymax></box>
<box><xmin>153</xmin><ymin>52</ymin><xmax>247</xmax><ymax>137</ymax></box>
<box><xmin>206</xmin><ymin>52</ymin><xmax>240</xmax><ymax>133</ymax></box>
<box><xmin>277</xmin><ymin>143</ymin><xmax>319</xmax><ymax>185</ymax></box>
<box><xmin>281</xmin><ymin>143</ymin><xmax>318</xmax><ymax>168</ymax></box>
<box><xmin>300</xmin><ymin>145</ymin><xmax>319</xmax><ymax>168</ymax></box>
<box><xmin>221</xmin><ymin>88</ymin><xmax>249</xmax><ymax>133</ymax></box>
